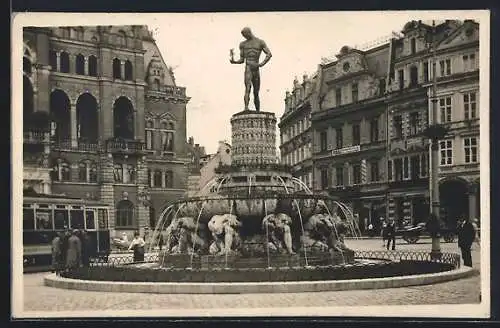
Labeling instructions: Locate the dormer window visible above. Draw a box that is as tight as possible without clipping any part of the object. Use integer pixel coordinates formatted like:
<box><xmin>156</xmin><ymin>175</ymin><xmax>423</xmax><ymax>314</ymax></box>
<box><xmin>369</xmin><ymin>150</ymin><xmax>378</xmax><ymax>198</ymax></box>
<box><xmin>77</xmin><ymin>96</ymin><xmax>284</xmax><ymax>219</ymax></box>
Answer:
<box><xmin>343</xmin><ymin>62</ymin><xmax>350</xmax><ymax>72</ymax></box>
<box><xmin>410</xmin><ymin>38</ymin><xmax>416</xmax><ymax>54</ymax></box>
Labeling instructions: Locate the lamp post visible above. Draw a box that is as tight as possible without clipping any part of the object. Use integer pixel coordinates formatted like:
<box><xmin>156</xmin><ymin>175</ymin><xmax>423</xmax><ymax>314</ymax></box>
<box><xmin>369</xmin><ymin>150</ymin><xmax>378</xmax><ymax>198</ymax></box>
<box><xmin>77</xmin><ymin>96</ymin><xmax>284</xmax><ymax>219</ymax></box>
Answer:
<box><xmin>422</xmin><ymin>20</ymin><xmax>449</xmax><ymax>259</ymax></box>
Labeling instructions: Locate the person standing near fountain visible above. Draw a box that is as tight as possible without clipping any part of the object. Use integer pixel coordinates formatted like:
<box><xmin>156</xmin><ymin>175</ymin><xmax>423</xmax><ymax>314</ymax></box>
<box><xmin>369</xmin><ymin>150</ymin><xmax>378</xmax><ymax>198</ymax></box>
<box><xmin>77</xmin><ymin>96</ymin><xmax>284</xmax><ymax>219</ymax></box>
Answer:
<box><xmin>229</xmin><ymin>27</ymin><xmax>272</xmax><ymax>111</ymax></box>
<box><xmin>128</xmin><ymin>232</ymin><xmax>146</xmax><ymax>262</ymax></box>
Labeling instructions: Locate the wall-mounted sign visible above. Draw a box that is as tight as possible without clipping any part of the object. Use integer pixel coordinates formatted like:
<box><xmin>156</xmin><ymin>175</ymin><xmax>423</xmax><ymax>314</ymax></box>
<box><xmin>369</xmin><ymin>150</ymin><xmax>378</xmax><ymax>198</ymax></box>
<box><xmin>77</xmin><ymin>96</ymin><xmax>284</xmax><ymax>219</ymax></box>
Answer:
<box><xmin>331</xmin><ymin>145</ymin><xmax>361</xmax><ymax>156</ymax></box>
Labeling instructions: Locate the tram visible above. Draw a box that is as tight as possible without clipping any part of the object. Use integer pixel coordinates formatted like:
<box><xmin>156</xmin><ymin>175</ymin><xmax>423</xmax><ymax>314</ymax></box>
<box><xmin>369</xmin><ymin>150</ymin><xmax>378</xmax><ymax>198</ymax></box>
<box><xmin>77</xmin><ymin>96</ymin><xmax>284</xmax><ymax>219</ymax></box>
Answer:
<box><xmin>22</xmin><ymin>193</ymin><xmax>111</xmax><ymax>272</ymax></box>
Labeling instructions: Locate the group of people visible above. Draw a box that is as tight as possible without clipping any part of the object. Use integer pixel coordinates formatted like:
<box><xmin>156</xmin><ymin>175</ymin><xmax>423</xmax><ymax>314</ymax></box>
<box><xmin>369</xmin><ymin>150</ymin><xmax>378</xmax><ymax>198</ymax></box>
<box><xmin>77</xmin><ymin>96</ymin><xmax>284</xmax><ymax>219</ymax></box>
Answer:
<box><xmin>51</xmin><ymin>229</ymin><xmax>91</xmax><ymax>275</ymax></box>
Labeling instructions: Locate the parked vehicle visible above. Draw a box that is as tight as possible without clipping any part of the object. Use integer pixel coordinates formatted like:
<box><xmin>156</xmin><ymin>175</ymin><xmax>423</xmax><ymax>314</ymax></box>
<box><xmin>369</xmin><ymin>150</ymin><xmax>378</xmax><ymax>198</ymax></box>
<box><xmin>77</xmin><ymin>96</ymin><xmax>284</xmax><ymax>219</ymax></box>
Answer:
<box><xmin>398</xmin><ymin>222</ymin><xmax>426</xmax><ymax>244</ymax></box>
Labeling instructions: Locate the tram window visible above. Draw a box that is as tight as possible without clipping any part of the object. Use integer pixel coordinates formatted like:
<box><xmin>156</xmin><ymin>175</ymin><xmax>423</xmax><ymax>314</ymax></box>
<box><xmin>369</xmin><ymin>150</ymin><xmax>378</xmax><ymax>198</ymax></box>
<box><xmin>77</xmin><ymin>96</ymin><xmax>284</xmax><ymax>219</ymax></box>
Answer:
<box><xmin>23</xmin><ymin>208</ymin><xmax>35</xmax><ymax>230</ymax></box>
<box><xmin>85</xmin><ymin>210</ymin><xmax>96</xmax><ymax>230</ymax></box>
<box><xmin>98</xmin><ymin>209</ymin><xmax>108</xmax><ymax>229</ymax></box>
<box><xmin>54</xmin><ymin>210</ymin><xmax>69</xmax><ymax>230</ymax></box>
<box><xmin>70</xmin><ymin>210</ymin><xmax>85</xmax><ymax>230</ymax></box>
<box><xmin>35</xmin><ymin>209</ymin><xmax>53</xmax><ymax>230</ymax></box>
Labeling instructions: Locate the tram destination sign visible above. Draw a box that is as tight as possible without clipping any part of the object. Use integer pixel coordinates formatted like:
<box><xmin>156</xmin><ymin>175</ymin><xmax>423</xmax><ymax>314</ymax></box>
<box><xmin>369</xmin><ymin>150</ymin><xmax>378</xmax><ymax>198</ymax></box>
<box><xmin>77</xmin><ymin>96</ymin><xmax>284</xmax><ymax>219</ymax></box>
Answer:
<box><xmin>331</xmin><ymin>145</ymin><xmax>361</xmax><ymax>156</ymax></box>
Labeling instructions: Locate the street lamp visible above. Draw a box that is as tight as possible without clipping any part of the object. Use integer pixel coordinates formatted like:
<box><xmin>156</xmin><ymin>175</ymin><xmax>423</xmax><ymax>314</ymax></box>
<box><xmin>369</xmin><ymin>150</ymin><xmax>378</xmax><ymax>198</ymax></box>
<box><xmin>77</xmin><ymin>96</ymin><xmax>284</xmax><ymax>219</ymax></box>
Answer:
<box><xmin>421</xmin><ymin>20</ymin><xmax>449</xmax><ymax>259</ymax></box>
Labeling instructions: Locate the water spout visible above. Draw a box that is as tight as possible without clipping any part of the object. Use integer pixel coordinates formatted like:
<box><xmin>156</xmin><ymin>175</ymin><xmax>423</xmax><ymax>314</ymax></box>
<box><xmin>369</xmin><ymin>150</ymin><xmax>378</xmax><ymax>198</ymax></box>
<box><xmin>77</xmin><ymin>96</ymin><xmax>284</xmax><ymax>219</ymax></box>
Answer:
<box><xmin>189</xmin><ymin>201</ymin><xmax>206</xmax><ymax>269</ymax></box>
<box><xmin>292</xmin><ymin>199</ymin><xmax>309</xmax><ymax>267</ymax></box>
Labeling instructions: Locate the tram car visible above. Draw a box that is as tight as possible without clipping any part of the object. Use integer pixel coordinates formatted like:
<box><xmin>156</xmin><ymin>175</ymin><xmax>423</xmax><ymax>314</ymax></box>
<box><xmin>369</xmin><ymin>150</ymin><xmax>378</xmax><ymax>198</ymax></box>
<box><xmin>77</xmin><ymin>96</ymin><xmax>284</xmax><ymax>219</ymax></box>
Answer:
<box><xmin>22</xmin><ymin>193</ymin><xmax>111</xmax><ymax>272</ymax></box>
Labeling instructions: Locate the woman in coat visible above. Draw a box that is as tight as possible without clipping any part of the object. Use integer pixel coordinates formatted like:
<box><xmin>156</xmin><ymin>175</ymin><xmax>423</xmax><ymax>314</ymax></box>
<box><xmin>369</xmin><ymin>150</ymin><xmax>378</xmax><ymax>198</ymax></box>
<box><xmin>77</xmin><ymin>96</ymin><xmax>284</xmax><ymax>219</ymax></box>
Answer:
<box><xmin>128</xmin><ymin>232</ymin><xmax>146</xmax><ymax>262</ymax></box>
<box><xmin>51</xmin><ymin>233</ymin><xmax>63</xmax><ymax>275</ymax></box>
<box><xmin>65</xmin><ymin>229</ymin><xmax>82</xmax><ymax>270</ymax></box>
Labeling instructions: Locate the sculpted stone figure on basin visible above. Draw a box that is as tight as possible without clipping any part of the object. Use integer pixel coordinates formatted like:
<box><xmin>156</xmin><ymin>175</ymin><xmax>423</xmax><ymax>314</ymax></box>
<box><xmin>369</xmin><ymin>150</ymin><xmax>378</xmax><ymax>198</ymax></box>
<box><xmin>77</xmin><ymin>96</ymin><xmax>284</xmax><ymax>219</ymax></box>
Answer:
<box><xmin>208</xmin><ymin>214</ymin><xmax>242</xmax><ymax>255</ymax></box>
<box><xmin>301</xmin><ymin>213</ymin><xmax>349</xmax><ymax>254</ymax></box>
<box><xmin>262</xmin><ymin>213</ymin><xmax>295</xmax><ymax>254</ymax></box>
<box><xmin>229</xmin><ymin>27</ymin><xmax>272</xmax><ymax>112</ymax></box>
<box><xmin>164</xmin><ymin>216</ymin><xmax>208</xmax><ymax>254</ymax></box>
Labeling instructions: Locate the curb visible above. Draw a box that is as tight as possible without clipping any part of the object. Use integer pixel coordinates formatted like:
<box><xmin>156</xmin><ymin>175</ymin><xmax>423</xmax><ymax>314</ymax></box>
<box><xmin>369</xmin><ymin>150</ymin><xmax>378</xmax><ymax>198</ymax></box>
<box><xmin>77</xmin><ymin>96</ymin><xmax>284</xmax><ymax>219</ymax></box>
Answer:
<box><xmin>43</xmin><ymin>266</ymin><xmax>478</xmax><ymax>294</ymax></box>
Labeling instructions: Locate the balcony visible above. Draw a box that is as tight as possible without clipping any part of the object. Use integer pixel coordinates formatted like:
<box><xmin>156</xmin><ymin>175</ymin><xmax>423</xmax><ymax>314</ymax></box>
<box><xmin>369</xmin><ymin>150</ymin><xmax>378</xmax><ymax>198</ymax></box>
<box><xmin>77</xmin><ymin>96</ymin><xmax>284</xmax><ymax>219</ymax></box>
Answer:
<box><xmin>52</xmin><ymin>139</ymin><xmax>99</xmax><ymax>152</ymax></box>
<box><xmin>105</xmin><ymin>138</ymin><xmax>146</xmax><ymax>155</ymax></box>
<box><xmin>23</xmin><ymin>130</ymin><xmax>50</xmax><ymax>145</ymax></box>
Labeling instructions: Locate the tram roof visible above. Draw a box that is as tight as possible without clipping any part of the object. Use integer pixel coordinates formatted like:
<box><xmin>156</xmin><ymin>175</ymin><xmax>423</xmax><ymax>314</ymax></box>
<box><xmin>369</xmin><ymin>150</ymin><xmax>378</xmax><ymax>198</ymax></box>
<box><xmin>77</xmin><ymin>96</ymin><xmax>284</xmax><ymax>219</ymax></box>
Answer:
<box><xmin>23</xmin><ymin>191</ymin><xmax>109</xmax><ymax>207</ymax></box>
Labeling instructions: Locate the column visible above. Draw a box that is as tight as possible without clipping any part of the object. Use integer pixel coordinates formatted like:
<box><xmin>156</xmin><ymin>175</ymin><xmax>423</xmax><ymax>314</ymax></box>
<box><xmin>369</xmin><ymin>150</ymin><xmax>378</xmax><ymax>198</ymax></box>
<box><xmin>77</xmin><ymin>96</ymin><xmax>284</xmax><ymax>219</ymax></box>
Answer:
<box><xmin>70</xmin><ymin>101</ymin><xmax>78</xmax><ymax>147</ymax></box>
<box><xmin>56</xmin><ymin>52</ymin><xmax>61</xmax><ymax>72</ymax></box>
<box><xmin>84</xmin><ymin>57</ymin><xmax>89</xmax><ymax>75</ymax></box>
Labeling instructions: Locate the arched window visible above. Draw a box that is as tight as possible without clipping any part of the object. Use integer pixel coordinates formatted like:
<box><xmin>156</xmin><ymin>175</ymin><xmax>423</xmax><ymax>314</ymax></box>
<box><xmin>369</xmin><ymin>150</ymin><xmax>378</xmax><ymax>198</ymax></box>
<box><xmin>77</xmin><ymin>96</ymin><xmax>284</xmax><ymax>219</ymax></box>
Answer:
<box><xmin>60</xmin><ymin>51</ymin><xmax>70</xmax><ymax>73</ymax></box>
<box><xmin>88</xmin><ymin>55</ymin><xmax>97</xmax><ymax>76</ymax></box>
<box><xmin>75</xmin><ymin>54</ymin><xmax>85</xmax><ymax>75</ymax></box>
<box><xmin>160</xmin><ymin>122</ymin><xmax>174</xmax><ymax>152</ymax></box>
<box><xmin>23</xmin><ymin>76</ymin><xmax>34</xmax><ymax>124</ymax></box>
<box><xmin>50</xmin><ymin>90</ymin><xmax>71</xmax><ymax>142</ymax></box>
<box><xmin>113</xmin><ymin>58</ymin><xmax>121</xmax><ymax>79</ymax></box>
<box><xmin>145</xmin><ymin>120</ymin><xmax>154</xmax><ymax>150</ymax></box>
<box><xmin>23</xmin><ymin>57</ymin><xmax>32</xmax><ymax>75</ymax></box>
<box><xmin>149</xmin><ymin>207</ymin><xmax>156</xmax><ymax>229</ymax></box>
<box><xmin>49</xmin><ymin>50</ymin><xmax>58</xmax><ymax>71</ymax></box>
<box><xmin>165</xmin><ymin>170</ymin><xmax>174</xmax><ymax>188</ymax></box>
<box><xmin>78</xmin><ymin>162</ymin><xmax>87</xmax><ymax>181</ymax></box>
<box><xmin>113</xmin><ymin>96</ymin><xmax>134</xmax><ymax>139</ymax></box>
<box><xmin>116</xmin><ymin>200</ymin><xmax>135</xmax><ymax>228</ymax></box>
<box><xmin>76</xmin><ymin>93</ymin><xmax>98</xmax><ymax>143</ymax></box>
<box><xmin>410</xmin><ymin>66</ymin><xmax>419</xmax><ymax>87</ymax></box>
<box><xmin>153</xmin><ymin>170</ymin><xmax>162</xmax><ymax>187</ymax></box>
<box><xmin>124</xmin><ymin>60</ymin><xmax>133</xmax><ymax>80</ymax></box>
<box><xmin>78</xmin><ymin>160</ymin><xmax>98</xmax><ymax>183</ymax></box>
<box><xmin>52</xmin><ymin>159</ymin><xmax>71</xmax><ymax>181</ymax></box>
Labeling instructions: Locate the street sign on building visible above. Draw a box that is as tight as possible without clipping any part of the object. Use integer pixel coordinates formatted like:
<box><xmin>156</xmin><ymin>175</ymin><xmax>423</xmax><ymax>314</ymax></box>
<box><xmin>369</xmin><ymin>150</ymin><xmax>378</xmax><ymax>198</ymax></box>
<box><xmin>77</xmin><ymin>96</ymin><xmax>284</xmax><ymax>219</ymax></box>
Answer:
<box><xmin>331</xmin><ymin>145</ymin><xmax>361</xmax><ymax>156</ymax></box>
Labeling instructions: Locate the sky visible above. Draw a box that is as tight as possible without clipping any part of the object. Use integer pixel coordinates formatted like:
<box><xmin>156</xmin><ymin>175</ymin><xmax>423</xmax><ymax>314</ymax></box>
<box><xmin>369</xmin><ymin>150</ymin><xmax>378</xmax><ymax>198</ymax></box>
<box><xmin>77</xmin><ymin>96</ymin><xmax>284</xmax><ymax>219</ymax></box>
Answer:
<box><xmin>147</xmin><ymin>12</ymin><xmax>420</xmax><ymax>154</ymax></box>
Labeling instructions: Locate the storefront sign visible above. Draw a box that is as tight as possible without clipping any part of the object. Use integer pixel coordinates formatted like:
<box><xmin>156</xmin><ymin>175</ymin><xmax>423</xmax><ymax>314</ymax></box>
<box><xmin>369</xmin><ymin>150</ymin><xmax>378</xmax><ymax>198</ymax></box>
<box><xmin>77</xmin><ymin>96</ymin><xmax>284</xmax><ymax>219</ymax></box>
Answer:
<box><xmin>331</xmin><ymin>145</ymin><xmax>361</xmax><ymax>156</ymax></box>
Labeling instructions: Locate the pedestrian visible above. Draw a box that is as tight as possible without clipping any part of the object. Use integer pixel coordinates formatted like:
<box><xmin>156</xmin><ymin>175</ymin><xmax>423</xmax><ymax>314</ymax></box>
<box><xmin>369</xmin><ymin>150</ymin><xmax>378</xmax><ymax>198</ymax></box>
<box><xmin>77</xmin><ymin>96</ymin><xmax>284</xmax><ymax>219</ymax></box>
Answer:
<box><xmin>128</xmin><ymin>231</ymin><xmax>146</xmax><ymax>262</ymax></box>
<box><xmin>51</xmin><ymin>232</ymin><xmax>62</xmax><ymax>275</ymax></box>
<box><xmin>65</xmin><ymin>229</ymin><xmax>82</xmax><ymax>270</ymax></box>
<box><xmin>385</xmin><ymin>218</ymin><xmax>396</xmax><ymax>251</ymax></box>
<box><xmin>60</xmin><ymin>230</ymin><xmax>71</xmax><ymax>271</ymax></box>
<box><xmin>380</xmin><ymin>217</ymin><xmax>386</xmax><ymax>246</ymax></box>
<box><xmin>80</xmin><ymin>230</ymin><xmax>91</xmax><ymax>267</ymax></box>
<box><xmin>457</xmin><ymin>217</ymin><xmax>475</xmax><ymax>267</ymax></box>
<box><xmin>471</xmin><ymin>218</ymin><xmax>480</xmax><ymax>246</ymax></box>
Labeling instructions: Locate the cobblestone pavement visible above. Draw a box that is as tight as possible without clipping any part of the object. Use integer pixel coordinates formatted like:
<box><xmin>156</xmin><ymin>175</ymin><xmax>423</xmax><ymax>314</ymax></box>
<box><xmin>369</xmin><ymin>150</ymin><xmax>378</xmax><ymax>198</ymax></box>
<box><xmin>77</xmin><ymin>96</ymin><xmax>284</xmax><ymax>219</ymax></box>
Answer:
<box><xmin>22</xmin><ymin>238</ymin><xmax>482</xmax><ymax>312</ymax></box>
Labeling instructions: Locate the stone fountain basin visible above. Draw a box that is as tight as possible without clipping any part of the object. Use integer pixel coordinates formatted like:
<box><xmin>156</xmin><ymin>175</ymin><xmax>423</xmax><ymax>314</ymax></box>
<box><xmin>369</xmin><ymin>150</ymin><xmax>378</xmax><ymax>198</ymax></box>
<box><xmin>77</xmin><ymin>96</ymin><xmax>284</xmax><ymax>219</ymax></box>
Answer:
<box><xmin>172</xmin><ymin>195</ymin><xmax>340</xmax><ymax>223</ymax></box>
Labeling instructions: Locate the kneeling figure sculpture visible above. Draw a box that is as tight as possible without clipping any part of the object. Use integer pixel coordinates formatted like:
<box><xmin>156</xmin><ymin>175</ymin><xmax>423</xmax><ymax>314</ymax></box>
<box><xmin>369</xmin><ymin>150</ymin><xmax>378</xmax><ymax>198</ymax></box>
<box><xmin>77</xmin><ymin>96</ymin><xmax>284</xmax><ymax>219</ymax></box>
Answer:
<box><xmin>301</xmin><ymin>213</ymin><xmax>348</xmax><ymax>254</ymax></box>
<box><xmin>164</xmin><ymin>216</ymin><xmax>207</xmax><ymax>254</ymax></box>
<box><xmin>208</xmin><ymin>214</ymin><xmax>242</xmax><ymax>255</ymax></box>
<box><xmin>262</xmin><ymin>213</ymin><xmax>295</xmax><ymax>254</ymax></box>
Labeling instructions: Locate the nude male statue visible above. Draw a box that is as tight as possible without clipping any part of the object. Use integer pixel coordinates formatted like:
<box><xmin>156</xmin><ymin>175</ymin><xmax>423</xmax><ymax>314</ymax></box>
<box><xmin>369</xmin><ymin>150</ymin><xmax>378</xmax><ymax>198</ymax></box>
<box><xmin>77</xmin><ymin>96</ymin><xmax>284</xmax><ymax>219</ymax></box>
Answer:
<box><xmin>230</xmin><ymin>27</ymin><xmax>272</xmax><ymax>112</ymax></box>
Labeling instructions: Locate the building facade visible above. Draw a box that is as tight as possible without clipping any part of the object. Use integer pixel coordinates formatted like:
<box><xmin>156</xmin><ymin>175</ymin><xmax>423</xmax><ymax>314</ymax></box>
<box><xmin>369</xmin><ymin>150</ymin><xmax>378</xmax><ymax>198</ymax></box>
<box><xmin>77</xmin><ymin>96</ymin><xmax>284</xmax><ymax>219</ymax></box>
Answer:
<box><xmin>278</xmin><ymin>74</ymin><xmax>317</xmax><ymax>189</ymax></box>
<box><xmin>185</xmin><ymin>136</ymin><xmax>207</xmax><ymax>197</ymax></box>
<box><xmin>198</xmin><ymin>141</ymin><xmax>232</xmax><ymax>192</ymax></box>
<box><xmin>311</xmin><ymin>44</ymin><xmax>390</xmax><ymax>232</ymax></box>
<box><xmin>22</xmin><ymin>26</ymin><xmax>190</xmax><ymax>238</ymax></box>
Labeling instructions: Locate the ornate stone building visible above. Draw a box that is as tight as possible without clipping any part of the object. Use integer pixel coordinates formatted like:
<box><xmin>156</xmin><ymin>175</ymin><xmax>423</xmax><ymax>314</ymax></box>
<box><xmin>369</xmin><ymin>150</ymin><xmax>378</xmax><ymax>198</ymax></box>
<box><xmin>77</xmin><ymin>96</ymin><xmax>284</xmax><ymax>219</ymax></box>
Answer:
<box><xmin>185</xmin><ymin>137</ymin><xmax>207</xmax><ymax>196</ymax></box>
<box><xmin>198</xmin><ymin>141</ymin><xmax>232</xmax><ymax>191</ymax></box>
<box><xmin>311</xmin><ymin>44</ymin><xmax>390</xmax><ymax>232</ymax></box>
<box><xmin>278</xmin><ymin>74</ymin><xmax>318</xmax><ymax>189</ymax></box>
<box><xmin>22</xmin><ymin>26</ymin><xmax>190</xmax><ymax>237</ymax></box>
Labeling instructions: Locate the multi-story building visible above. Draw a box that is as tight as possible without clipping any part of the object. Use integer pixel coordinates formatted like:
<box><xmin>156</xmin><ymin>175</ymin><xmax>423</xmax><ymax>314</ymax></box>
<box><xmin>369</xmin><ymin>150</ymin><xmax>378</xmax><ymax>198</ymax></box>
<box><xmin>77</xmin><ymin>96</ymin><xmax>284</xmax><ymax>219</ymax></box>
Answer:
<box><xmin>198</xmin><ymin>141</ymin><xmax>232</xmax><ymax>191</ymax></box>
<box><xmin>278</xmin><ymin>74</ymin><xmax>317</xmax><ymax>189</ymax></box>
<box><xmin>185</xmin><ymin>136</ymin><xmax>207</xmax><ymax>197</ymax></box>
<box><xmin>311</xmin><ymin>44</ymin><xmax>390</xmax><ymax>232</ymax></box>
<box><xmin>22</xmin><ymin>26</ymin><xmax>190</xmax><ymax>237</ymax></box>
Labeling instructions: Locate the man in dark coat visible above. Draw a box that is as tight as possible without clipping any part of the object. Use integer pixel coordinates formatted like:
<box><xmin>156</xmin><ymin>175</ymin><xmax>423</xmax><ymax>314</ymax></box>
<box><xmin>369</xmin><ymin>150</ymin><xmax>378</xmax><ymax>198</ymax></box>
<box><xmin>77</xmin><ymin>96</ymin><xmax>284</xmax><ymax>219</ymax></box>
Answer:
<box><xmin>65</xmin><ymin>229</ymin><xmax>82</xmax><ymax>270</ymax></box>
<box><xmin>80</xmin><ymin>230</ymin><xmax>91</xmax><ymax>267</ymax></box>
<box><xmin>60</xmin><ymin>230</ymin><xmax>71</xmax><ymax>270</ymax></box>
<box><xmin>384</xmin><ymin>218</ymin><xmax>396</xmax><ymax>251</ymax></box>
<box><xmin>457</xmin><ymin>217</ymin><xmax>475</xmax><ymax>267</ymax></box>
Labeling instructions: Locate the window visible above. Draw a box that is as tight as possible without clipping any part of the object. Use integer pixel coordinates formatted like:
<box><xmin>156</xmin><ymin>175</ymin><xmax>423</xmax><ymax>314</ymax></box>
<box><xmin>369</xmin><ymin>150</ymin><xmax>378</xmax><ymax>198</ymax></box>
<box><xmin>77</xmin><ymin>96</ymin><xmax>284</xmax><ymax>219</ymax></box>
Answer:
<box><xmin>36</xmin><ymin>208</ymin><xmax>53</xmax><ymax>230</ymax></box>
<box><xmin>166</xmin><ymin>170</ymin><xmax>174</xmax><ymax>188</ymax></box>
<box><xmin>320</xmin><ymin>168</ymin><xmax>328</xmax><ymax>189</ymax></box>
<box><xmin>145</xmin><ymin>121</ymin><xmax>154</xmax><ymax>150</ymax></box>
<box><xmin>394</xmin><ymin>158</ymin><xmax>403</xmax><ymax>181</ymax></box>
<box><xmin>23</xmin><ymin>207</ymin><xmax>35</xmax><ymax>230</ymax></box>
<box><xmin>463</xmin><ymin>53</ymin><xmax>476</xmax><ymax>72</ymax></box>
<box><xmin>351</xmin><ymin>83</ymin><xmax>358</xmax><ymax>102</ymax></box>
<box><xmin>421</xmin><ymin>154</ymin><xmax>428</xmax><ymax>177</ymax></box>
<box><xmin>154</xmin><ymin>170</ymin><xmax>162</xmax><ymax>187</ymax></box>
<box><xmin>335</xmin><ymin>127</ymin><xmax>343</xmax><ymax>149</ymax></box>
<box><xmin>319</xmin><ymin>131</ymin><xmax>327</xmax><ymax>152</ymax></box>
<box><xmin>117</xmin><ymin>30</ymin><xmax>127</xmax><ymax>47</ymax></box>
<box><xmin>393</xmin><ymin>115</ymin><xmax>403</xmax><ymax>138</ymax></box>
<box><xmin>335</xmin><ymin>88</ymin><xmax>342</xmax><ymax>106</ymax></box>
<box><xmin>116</xmin><ymin>200</ymin><xmax>134</xmax><ymax>228</ymax></box>
<box><xmin>370</xmin><ymin>160</ymin><xmax>379</xmax><ymax>182</ymax></box>
<box><xmin>409</xmin><ymin>112</ymin><xmax>419</xmax><ymax>135</ymax></box>
<box><xmin>464</xmin><ymin>137</ymin><xmax>478</xmax><ymax>164</ymax></box>
<box><xmin>78</xmin><ymin>162</ymin><xmax>87</xmax><ymax>181</ymax></box>
<box><xmin>411</xmin><ymin>155</ymin><xmax>420</xmax><ymax>180</ymax></box>
<box><xmin>49</xmin><ymin>51</ymin><xmax>58</xmax><ymax>71</ymax></box>
<box><xmin>75</xmin><ymin>54</ymin><xmax>85</xmax><ymax>75</ymax></box>
<box><xmin>439</xmin><ymin>97</ymin><xmax>452</xmax><ymax>123</ymax></box>
<box><xmin>124</xmin><ymin>60</ymin><xmax>133</xmax><ymax>80</ymax></box>
<box><xmin>113</xmin><ymin>164</ymin><xmax>123</xmax><ymax>182</ymax></box>
<box><xmin>370</xmin><ymin>118</ymin><xmax>379</xmax><ymax>142</ymax></box>
<box><xmin>388</xmin><ymin>160</ymin><xmax>393</xmax><ymax>181</ymax></box>
<box><xmin>352</xmin><ymin>123</ymin><xmax>360</xmax><ymax>145</ymax></box>
<box><xmin>88</xmin><ymin>55</ymin><xmax>98</xmax><ymax>76</ymax></box>
<box><xmin>423</xmin><ymin>62</ymin><xmax>429</xmax><ymax>82</ymax></box>
<box><xmin>439</xmin><ymin>59</ymin><xmax>451</xmax><ymax>76</ymax></box>
<box><xmin>403</xmin><ymin>157</ymin><xmax>409</xmax><ymax>180</ymax></box>
<box><xmin>161</xmin><ymin>130</ymin><xmax>174</xmax><ymax>152</ymax></box>
<box><xmin>352</xmin><ymin>163</ymin><xmax>361</xmax><ymax>185</ymax></box>
<box><xmin>464</xmin><ymin>92</ymin><xmax>477</xmax><ymax>120</ymax></box>
<box><xmin>439</xmin><ymin>140</ymin><xmax>453</xmax><ymax>165</ymax></box>
<box><xmin>113</xmin><ymin>58</ymin><xmax>121</xmax><ymax>79</ymax></box>
<box><xmin>398</xmin><ymin>69</ymin><xmax>404</xmax><ymax>89</ymax></box>
<box><xmin>60</xmin><ymin>51</ymin><xmax>70</xmax><ymax>73</ymax></box>
<box><xmin>126</xmin><ymin>165</ymin><xmax>136</xmax><ymax>184</ymax></box>
<box><xmin>147</xmin><ymin>169</ymin><xmax>152</xmax><ymax>187</ymax></box>
<box><xmin>379</xmin><ymin>78</ymin><xmax>386</xmax><ymax>95</ymax></box>
<box><xmin>409</xmin><ymin>66</ymin><xmax>418</xmax><ymax>87</ymax></box>
<box><xmin>410</xmin><ymin>38</ymin><xmax>416</xmax><ymax>54</ymax></box>
<box><xmin>52</xmin><ymin>160</ymin><xmax>71</xmax><ymax>181</ymax></box>
<box><xmin>336</xmin><ymin>166</ymin><xmax>344</xmax><ymax>186</ymax></box>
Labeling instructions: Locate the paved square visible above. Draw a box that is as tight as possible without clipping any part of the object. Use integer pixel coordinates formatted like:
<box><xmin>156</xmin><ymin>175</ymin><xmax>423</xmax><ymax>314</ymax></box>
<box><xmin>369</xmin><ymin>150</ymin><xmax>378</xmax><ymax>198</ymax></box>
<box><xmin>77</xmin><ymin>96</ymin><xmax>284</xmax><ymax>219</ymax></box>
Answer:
<box><xmin>22</xmin><ymin>238</ymin><xmax>481</xmax><ymax>312</ymax></box>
